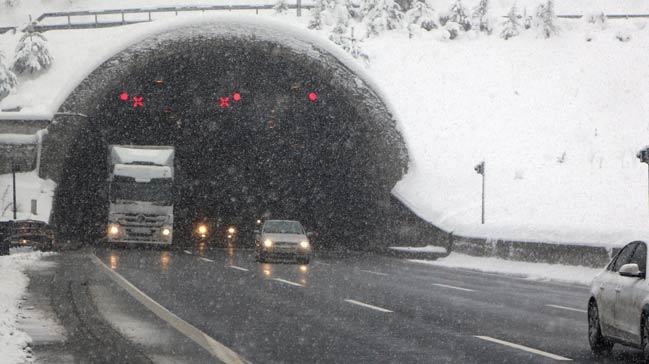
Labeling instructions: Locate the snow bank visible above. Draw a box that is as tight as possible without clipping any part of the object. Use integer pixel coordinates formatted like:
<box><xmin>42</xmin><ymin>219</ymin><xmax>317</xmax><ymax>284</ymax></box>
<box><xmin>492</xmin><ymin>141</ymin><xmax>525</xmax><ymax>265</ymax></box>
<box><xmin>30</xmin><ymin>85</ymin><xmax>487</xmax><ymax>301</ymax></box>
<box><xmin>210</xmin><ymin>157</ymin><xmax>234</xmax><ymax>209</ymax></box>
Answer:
<box><xmin>0</xmin><ymin>171</ymin><xmax>55</xmax><ymax>222</ymax></box>
<box><xmin>411</xmin><ymin>252</ymin><xmax>602</xmax><ymax>285</ymax></box>
<box><xmin>390</xmin><ymin>245</ymin><xmax>447</xmax><ymax>253</ymax></box>
<box><xmin>0</xmin><ymin>251</ymin><xmax>52</xmax><ymax>363</ymax></box>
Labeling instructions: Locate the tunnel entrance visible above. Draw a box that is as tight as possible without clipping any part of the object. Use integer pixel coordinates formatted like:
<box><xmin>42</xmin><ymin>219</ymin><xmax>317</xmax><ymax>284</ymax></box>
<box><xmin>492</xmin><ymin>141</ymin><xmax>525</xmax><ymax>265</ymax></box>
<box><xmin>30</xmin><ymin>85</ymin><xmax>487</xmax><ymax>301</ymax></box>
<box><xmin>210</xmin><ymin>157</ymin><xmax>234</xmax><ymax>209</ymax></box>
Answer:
<box><xmin>42</xmin><ymin>20</ymin><xmax>420</xmax><ymax>249</ymax></box>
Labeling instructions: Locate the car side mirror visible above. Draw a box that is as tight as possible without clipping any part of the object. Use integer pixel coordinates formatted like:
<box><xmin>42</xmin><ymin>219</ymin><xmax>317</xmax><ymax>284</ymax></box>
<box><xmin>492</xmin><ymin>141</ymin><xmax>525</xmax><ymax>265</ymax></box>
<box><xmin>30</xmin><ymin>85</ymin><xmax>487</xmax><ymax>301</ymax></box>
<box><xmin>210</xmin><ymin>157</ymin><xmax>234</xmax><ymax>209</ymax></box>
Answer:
<box><xmin>254</xmin><ymin>230</ymin><xmax>260</xmax><ymax>235</ymax></box>
<box><xmin>619</xmin><ymin>263</ymin><xmax>644</xmax><ymax>278</ymax></box>
<box><xmin>306</xmin><ymin>232</ymin><xmax>315</xmax><ymax>238</ymax></box>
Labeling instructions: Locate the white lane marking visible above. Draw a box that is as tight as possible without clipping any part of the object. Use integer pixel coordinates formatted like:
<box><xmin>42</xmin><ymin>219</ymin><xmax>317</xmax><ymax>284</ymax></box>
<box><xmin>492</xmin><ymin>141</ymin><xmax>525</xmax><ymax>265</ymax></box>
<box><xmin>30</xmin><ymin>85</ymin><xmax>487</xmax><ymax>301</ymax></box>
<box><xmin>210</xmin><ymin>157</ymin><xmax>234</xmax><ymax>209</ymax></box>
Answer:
<box><xmin>271</xmin><ymin>278</ymin><xmax>304</xmax><ymax>287</ymax></box>
<box><xmin>475</xmin><ymin>336</ymin><xmax>572</xmax><ymax>361</ymax></box>
<box><xmin>91</xmin><ymin>255</ymin><xmax>249</xmax><ymax>364</ymax></box>
<box><xmin>227</xmin><ymin>265</ymin><xmax>249</xmax><ymax>272</ymax></box>
<box><xmin>360</xmin><ymin>269</ymin><xmax>389</xmax><ymax>276</ymax></box>
<box><xmin>432</xmin><ymin>283</ymin><xmax>476</xmax><ymax>292</ymax></box>
<box><xmin>344</xmin><ymin>299</ymin><xmax>393</xmax><ymax>313</ymax></box>
<box><xmin>545</xmin><ymin>304</ymin><xmax>586</xmax><ymax>314</ymax></box>
<box><xmin>315</xmin><ymin>261</ymin><xmax>331</xmax><ymax>266</ymax></box>
<box><xmin>199</xmin><ymin>257</ymin><xmax>214</xmax><ymax>263</ymax></box>
<box><xmin>183</xmin><ymin>250</ymin><xmax>192</xmax><ymax>255</ymax></box>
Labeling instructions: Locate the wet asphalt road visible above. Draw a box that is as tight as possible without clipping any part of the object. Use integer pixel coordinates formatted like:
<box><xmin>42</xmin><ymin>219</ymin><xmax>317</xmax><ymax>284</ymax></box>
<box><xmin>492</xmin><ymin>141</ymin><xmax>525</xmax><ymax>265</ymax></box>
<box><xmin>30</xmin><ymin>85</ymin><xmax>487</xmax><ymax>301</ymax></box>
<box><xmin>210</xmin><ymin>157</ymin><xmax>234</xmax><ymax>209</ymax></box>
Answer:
<box><xmin>87</xmin><ymin>246</ymin><xmax>647</xmax><ymax>364</ymax></box>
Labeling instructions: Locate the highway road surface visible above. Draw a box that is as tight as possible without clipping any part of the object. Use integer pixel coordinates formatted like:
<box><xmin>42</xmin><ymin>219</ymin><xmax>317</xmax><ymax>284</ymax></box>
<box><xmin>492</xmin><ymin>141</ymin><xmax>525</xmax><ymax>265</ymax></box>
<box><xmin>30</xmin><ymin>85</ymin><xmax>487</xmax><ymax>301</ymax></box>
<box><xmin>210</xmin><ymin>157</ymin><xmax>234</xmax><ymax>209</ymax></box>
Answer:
<box><xmin>25</xmin><ymin>246</ymin><xmax>647</xmax><ymax>363</ymax></box>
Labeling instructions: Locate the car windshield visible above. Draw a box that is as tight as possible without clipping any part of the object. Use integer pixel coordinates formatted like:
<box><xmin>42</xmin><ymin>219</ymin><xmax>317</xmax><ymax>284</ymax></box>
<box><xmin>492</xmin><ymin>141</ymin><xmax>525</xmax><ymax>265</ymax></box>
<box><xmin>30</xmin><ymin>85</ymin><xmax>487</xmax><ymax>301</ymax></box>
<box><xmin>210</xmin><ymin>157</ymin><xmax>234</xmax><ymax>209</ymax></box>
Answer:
<box><xmin>263</xmin><ymin>221</ymin><xmax>304</xmax><ymax>234</ymax></box>
<box><xmin>110</xmin><ymin>177</ymin><xmax>172</xmax><ymax>205</ymax></box>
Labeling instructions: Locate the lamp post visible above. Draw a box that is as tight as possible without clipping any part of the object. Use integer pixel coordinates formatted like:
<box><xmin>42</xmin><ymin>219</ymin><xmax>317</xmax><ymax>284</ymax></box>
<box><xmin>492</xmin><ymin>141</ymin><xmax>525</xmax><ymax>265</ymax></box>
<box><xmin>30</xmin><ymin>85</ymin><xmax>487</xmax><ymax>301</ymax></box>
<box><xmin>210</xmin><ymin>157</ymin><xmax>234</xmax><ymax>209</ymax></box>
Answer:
<box><xmin>637</xmin><ymin>148</ymin><xmax>649</xmax><ymax>213</ymax></box>
<box><xmin>12</xmin><ymin>161</ymin><xmax>18</xmax><ymax>220</ymax></box>
<box><xmin>474</xmin><ymin>161</ymin><xmax>485</xmax><ymax>224</ymax></box>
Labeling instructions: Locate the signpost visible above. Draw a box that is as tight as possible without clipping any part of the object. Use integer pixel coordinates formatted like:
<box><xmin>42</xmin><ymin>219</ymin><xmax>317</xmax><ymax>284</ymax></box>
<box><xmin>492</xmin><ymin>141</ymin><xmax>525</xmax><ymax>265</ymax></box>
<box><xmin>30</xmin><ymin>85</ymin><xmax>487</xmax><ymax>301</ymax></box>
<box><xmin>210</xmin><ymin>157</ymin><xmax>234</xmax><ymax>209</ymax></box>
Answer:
<box><xmin>12</xmin><ymin>161</ymin><xmax>18</xmax><ymax>220</ymax></box>
<box><xmin>637</xmin><ymin>148</ymin><xmax>649</xmax><ymax>213</ymax></box>
<box><xmin>474</xmin><ymin>161</ymin><xmax>485</xmax><ymax>224</ymax></box>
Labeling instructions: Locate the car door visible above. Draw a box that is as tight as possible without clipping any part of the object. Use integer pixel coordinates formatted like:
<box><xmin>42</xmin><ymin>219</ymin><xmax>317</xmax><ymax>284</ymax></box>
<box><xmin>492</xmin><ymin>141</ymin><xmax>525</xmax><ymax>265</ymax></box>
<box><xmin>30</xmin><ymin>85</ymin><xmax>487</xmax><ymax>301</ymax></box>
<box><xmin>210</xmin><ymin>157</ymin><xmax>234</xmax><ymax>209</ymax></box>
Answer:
<box><xmin>597</xmin><ymin>243</ymin><xmax>637</xmax><ymax>333</ymax></box>
<box><xmin>616</xmin><ymin>241</ymin><xmax>647</xmax><ymax>342</ymax></box>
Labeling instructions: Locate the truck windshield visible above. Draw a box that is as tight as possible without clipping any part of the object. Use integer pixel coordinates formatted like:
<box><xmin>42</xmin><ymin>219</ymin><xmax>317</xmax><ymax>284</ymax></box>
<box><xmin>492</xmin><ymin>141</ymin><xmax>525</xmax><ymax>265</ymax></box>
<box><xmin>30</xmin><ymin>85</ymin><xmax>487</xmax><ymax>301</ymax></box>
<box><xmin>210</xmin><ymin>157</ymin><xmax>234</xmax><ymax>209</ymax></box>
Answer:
<box><xmin>263</xmin><ymin>221</ymin><xmax>304</xmax><ymax>234</ymax></box>
<box><xmin>110</xmin><ymin>177</ymin><xmax>172</xmax><ymax>205</ymax></box>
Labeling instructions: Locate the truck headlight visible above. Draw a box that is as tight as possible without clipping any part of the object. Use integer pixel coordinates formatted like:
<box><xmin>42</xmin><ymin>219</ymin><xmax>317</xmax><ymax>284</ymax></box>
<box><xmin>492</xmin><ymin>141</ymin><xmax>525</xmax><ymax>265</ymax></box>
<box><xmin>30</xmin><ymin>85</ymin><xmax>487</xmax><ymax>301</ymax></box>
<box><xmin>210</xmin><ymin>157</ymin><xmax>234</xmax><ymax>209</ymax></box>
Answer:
<box><xmin>162</xmin><ymin>227</ymin><xmax>171</xmax><ymax>236</ymax></box>
<box><xmin>299</xmin><ymin>241</ymin><xmax>310</xmax><ymax>249</ymax></box>
<box><xmin>263</xmin><ymin>239</ymin><xmax>273</xmax><ymax>248</ymax></box>
<box><xmin>108</xmin><ymin>224</ymin><xmax>121</xmax><ymax>236</ymax></box>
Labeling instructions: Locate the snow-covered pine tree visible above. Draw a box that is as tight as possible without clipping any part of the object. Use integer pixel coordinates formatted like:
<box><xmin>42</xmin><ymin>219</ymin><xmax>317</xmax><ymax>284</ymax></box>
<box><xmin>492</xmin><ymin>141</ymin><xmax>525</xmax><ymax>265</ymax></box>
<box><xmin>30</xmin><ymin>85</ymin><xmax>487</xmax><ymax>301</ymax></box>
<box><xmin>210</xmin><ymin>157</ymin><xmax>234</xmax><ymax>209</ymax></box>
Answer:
<box><xmin>405</xmin><ymin>0</ymin><xmax>439</xmax><ymax>31</ymax></box>
<box><xmin>0</xmin><ymin>53</ymin><xmax>18</xmax><ymax>101</ymax></box>
<box><xmin>535</xmin><ymin>0</ymin><xmax>557</xmax><ymax>38</ymax></box>
<box><xmin>329</xmin><ymin>19</ymin><xmax>349</xmax><ymax>45</ymax></box>
<box><xmin>331</xmin><ymin>0</ymin><xmax>352</xmax><ymax>25</ymax></box>
<box><xmin>273</xmin><ymin>0</ymin><xmax>289</xmax><ymax>14</ymax></box>
<box><xmin>363</xmin><ymin>0</ymin><xmax>404</xmax><ymax>37</ymax></box>
<box><xmin>471</xmin><ymin>0</ymin><xmax>492</xmax><ymax>34</ymax></box>
<box><xmin>500</xmin><ymin>4</ymin><xmax>520</xmax><ymax>40</ymax></box>
<box><xmin>447</xmin><ymin>0</ymin><xmax>471</xmax><ymax>31</ymax></box>
<box><xmin>308</xmin><ymin>0</ymin><xmax>327</xmax><ymax>29</ymax></box>
<box><xmin>522</xmin><ymin>7</ymin><xmax>532</xmax><ymax>29</ymax></box>
<box><xmin>12</xmin><ymin>28</ymin><xmax>54</xmax><ymax>75</ymax></box>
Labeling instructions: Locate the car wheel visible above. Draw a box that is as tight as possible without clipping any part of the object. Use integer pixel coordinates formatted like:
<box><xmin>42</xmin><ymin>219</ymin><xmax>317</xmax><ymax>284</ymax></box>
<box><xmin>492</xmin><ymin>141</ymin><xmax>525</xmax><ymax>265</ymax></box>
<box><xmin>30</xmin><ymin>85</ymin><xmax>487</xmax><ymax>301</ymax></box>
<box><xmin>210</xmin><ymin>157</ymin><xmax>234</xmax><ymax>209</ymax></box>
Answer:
<box><xmin>588</xmin><ymin>301</ymin><xmax>613</xmax><ymax>355</ymax></box>
<box><xmin>298</xmin><ymin>257</ymin><xmax>310</xmax><ymax>264</ymax></box>
<box><xmin>642</xmin><ymin>314</ymin><xmax>649</xmax><ymax>363</ymax></box>
<box><xmin>257</xmin><ymin>253</ymin><xmax>266</xmax><ymax>263</ymax></box>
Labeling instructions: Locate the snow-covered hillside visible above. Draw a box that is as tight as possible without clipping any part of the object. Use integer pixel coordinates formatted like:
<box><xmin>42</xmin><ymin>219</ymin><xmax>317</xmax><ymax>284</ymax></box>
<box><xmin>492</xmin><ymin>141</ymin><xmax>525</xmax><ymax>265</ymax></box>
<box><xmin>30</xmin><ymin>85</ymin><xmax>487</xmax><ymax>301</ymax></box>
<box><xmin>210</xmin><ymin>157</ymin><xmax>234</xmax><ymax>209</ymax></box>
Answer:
<box><xmin>1</xmin><ymin>1</ymin><xmax>649</xmax><ymax>247</ymax></box>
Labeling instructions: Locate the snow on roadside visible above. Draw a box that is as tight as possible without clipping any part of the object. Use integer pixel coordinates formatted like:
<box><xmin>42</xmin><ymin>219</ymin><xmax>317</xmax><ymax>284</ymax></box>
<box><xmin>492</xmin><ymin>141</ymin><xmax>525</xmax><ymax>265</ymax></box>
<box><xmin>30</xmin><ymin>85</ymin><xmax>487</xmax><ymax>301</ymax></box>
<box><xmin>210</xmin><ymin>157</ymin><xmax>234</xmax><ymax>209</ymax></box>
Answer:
<box><xmin>0</xmin><ymin>251</ymin><xmax>52</xmax><ymax>363</ymax></box>
<box><xmin>390</xmin><ymin>245</ymin><xmax>447</xmax><ymax>254</ymax></box>
<box><xmin>410</xmin><ymin>252</ymin><xmax>602</xmax><ymax>286</ymax></box>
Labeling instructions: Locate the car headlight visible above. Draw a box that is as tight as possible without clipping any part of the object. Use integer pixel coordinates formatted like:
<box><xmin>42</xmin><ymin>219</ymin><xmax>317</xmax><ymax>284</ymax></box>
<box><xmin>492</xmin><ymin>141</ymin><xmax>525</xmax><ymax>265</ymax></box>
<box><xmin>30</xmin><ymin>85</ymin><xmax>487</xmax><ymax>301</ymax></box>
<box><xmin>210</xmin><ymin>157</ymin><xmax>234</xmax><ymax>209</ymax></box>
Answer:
<box><xmin>108</xmin><ymin>224</ymin><xmax>121</xmax><ymax>236</ymax></box>
<box><xmin>263</xmin><ymin>239</ymin><xmax>273</xmax><ymax>248</ymax></box>
<box><xmin>161</xmin><ymin>227</ymin><xmax>171</xmax><ymax>236</ymax></box>
<box><xmin>299</xmin><ymin>241</ymin><xmax>310</xmax><ymax>249</ymax></box>
<box><xmin>227</xmin><ymin>226</ymin><xmax>236</xmax><ymax>235</ymax></box>
<box><xmin>197</xmin><ymin>224</ymin><xmax>208</xmax><ymax>235</ymax></box>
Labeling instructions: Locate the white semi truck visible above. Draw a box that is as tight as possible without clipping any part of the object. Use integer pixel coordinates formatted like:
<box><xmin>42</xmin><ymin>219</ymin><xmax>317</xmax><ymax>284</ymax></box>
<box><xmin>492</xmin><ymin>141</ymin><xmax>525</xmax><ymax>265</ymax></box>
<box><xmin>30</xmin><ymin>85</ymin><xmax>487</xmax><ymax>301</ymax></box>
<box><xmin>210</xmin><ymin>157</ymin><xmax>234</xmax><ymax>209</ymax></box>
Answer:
<box><xmin>106</xmin><ymin>145</ymin><xmax>174</xmax><ymax>246</ymax></box>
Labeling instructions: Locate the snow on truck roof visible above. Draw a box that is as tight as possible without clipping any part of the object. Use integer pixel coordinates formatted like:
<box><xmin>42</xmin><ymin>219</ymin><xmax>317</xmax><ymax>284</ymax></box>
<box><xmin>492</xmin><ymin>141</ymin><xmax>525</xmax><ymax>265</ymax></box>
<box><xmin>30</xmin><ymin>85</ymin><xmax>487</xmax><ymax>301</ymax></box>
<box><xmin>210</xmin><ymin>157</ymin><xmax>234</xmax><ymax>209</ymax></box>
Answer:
<box><xmin>110</xmin><ymin>145</ymin><xmax>174</xmax><ymax>167</ymax></box>
<box><xmin>113</xmin><ymin>164</ymin><xmax>172</xmax><ymax>181</ymax></box>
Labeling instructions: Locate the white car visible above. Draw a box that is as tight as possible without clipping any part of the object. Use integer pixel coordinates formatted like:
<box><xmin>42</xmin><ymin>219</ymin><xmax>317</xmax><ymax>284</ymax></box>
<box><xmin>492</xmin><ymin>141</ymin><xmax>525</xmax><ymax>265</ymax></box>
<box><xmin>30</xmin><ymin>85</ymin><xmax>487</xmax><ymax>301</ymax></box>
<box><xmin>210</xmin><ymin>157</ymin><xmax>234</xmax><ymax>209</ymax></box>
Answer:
<box><xmin>255</xmin><ymin>220</ymin><xmax>312</xmax><ymax>264</ymax></box>
<box><xmin>588</xmin><ymin>240</ymin><xmax>649</xmax><ymax>359</ymax></box>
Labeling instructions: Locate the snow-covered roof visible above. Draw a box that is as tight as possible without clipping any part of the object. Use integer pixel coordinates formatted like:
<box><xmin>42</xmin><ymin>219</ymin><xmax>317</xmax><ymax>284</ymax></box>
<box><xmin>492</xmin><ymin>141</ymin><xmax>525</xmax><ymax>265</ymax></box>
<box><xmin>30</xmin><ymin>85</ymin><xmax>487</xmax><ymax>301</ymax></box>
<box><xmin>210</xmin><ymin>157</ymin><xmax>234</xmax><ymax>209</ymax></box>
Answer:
<box><xmin>113</xmin><ymin>164</ymin><xmax>172</xmax><ymax>181</ymax></box>
<box><xmin>0</xmin><ymin>133</ymin><xmax>38</xmax><ymax>145</ymax></box>
<box><xmin>110</xmin><ymin>145</ymin><xmax>174</xmax><ymax>167</ymax></box>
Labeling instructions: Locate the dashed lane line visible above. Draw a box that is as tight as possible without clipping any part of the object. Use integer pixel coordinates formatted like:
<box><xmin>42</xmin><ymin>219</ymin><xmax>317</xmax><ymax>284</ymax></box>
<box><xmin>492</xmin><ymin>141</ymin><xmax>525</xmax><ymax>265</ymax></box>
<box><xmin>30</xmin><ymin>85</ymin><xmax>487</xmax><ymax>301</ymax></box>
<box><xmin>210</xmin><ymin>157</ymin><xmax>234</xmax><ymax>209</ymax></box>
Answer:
<box><xmin>227</xmin><ymin>265</ymin><xmax>249</xmax><ymax>272</ymax></box>
<box><xmin>545</xmin><ymin>304</ymin><xmax>586</xmax><ymax>314</ymax></box>
<box><xmin>344</xmin><ymin>299</ymin><xmax>393</xmax><ymax>313</ymax></box>
<box><xmin>271</xmin><ymin>278</ymin><xmax>304</xmax><ymax>287</ymax></box>
<box><xmin>360</xmin><ymin>269</ymin><xmax>389</xmax><ymax>276</ymax></box>
<box><xmin>183</xmin><ymin>250</ymin><xmax>192</xmax><ymax>255</ymax></box>
<box><xmin>474</xmin><ymin>336</ymin><xmax>572</xmax><ymax>361</ymax></box>
<box><xmin>199</xmin><ymin>257</ymin><xmax>214</xmax><ymax>263</ymax></box>
<box><xmin>432</xmin><ymin>283</ymin><xmax>477</xmax><ymax>292</ymax></box>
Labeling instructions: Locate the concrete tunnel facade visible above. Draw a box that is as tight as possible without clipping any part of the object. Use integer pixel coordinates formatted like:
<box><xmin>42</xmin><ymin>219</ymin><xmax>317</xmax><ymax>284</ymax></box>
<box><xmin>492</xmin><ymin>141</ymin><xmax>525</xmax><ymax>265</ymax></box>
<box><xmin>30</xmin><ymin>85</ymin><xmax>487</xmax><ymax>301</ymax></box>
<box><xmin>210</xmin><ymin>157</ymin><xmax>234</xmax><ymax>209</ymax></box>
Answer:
<box><xmin>39</xmin><ymin>19</ymin><xmax>442</xmax><ymax>249</ymax></box>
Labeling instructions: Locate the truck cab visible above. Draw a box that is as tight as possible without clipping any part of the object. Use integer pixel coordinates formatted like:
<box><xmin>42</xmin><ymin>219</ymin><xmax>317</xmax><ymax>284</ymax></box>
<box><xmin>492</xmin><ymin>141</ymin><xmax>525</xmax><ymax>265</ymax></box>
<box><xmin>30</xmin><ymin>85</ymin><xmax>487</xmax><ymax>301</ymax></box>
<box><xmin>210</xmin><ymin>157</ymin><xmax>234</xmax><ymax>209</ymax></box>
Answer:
<box><xmin>106</xmin><ymin>145</ymin><xmax>174</xmax><ymax>246</ymax></box>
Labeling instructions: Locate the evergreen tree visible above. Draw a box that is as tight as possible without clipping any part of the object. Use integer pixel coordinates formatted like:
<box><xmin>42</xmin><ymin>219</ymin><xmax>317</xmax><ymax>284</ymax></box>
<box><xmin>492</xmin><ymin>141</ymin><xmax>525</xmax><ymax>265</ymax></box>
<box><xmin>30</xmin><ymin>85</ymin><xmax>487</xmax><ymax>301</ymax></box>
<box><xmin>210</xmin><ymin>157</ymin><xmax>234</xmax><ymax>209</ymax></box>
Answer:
<box><xmin>447</xmin><ymin>0</ymin><xmax>471</xmax><ymax>31</ymax></box>
<box><xmin>522</xmin><ymin>7</ymin><xmax>532</xmax><ymax>29</ymax></box>
<box><xmin>535</xmin><ymin>0</ymin><xmax>557</xmax><ymax>38</ymax></box>
<box><xmin>329</xmin><ymin>22</ymin><xmax>369</xmax><ymax>64</ymax></box>
<box><xmin>0</xmin><ymin>53</ymin><xmax>18</xmax><ymax>102</ymax></box>
<box><xmin>363</xmin><ymin>0</ymin><xmax>404</xmax><ymax>37</ymax></box>
<box><xmin>471</xmin><ymin>0</ymin><xmax>492</xmax><ymax>34</ymax></box>
<box><xmin>500</xmin><ymin>4</ymin><xmax>520</xmax><ymax>40</ymax></box>
<box><xmin>405</xmin><ymin>0</ymin><xmax>439</xmax><ymax>31</ymax></box>
<box><xmin>308</xmin><ymin>0</ymin><xmax>327</xmax><ymax>29</ymax></box>
<box><xmin>329</xmin><ymin>19</ymin><xmax>349</xmax><ymax>45</ymax></box>
<box><xmin>273</xmin><ymin>0</ymin><xmax>289</xmax><ymax>14</ymax></box>
<box><xmin>331</xmin><ymin>0</ymin><xmax>352</xmax><ymax>25</ymax></box>
<box><xmin>12</xmin><ymin>28</ymin><xmax>54</xmax><ymax>75</ymax></box>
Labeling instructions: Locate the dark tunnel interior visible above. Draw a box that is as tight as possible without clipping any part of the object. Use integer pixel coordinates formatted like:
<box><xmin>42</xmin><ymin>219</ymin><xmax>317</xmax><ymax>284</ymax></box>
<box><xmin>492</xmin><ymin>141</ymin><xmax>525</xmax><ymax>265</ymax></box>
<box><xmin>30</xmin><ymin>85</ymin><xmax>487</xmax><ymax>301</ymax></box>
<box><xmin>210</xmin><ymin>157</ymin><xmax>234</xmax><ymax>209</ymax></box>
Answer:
<box><xmin>44</xmin><ymin>29</ymin><xmax>440</xmax><ymax>249</ymax></box>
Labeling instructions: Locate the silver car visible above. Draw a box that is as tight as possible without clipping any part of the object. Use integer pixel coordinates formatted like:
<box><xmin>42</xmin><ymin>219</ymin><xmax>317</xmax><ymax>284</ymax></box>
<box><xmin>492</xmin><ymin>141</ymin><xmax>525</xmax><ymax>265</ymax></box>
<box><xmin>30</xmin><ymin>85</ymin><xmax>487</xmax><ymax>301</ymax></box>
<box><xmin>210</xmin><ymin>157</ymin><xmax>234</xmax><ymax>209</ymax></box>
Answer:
<box><xmin>255</xmin><ymin>220</ymin><xmax>312</xmax><ymax>264</ymax></box>
<box><xmin>588</xmin><ymin>240</ymin><xmax>649</xmax><ymax>360</ymax></box>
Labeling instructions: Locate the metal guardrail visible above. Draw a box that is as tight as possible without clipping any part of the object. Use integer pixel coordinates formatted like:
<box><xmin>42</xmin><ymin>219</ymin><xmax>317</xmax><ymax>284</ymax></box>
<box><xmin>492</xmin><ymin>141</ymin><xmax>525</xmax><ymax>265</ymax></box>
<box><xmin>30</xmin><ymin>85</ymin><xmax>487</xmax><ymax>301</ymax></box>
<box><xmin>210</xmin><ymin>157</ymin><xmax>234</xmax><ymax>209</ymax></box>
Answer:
<box><xmin>8</xmin><ymin>6</ymin><xmax>649</xmax><ymax>33</ymax></box>
<box><xmin>29</xmin><ymin>3</ymin><xmax>314</xmax><ymax>32</ymax></box>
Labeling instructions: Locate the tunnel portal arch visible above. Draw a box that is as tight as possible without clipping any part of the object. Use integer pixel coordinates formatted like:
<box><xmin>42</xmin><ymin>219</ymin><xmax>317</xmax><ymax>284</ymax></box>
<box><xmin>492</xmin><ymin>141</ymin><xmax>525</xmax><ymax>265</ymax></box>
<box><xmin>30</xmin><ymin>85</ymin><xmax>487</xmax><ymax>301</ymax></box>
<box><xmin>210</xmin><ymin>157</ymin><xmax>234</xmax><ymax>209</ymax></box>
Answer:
<box><xmin>42</xmin><ymin>19</ymin><xmax>414</xmax><ymax>248</ymax></box>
